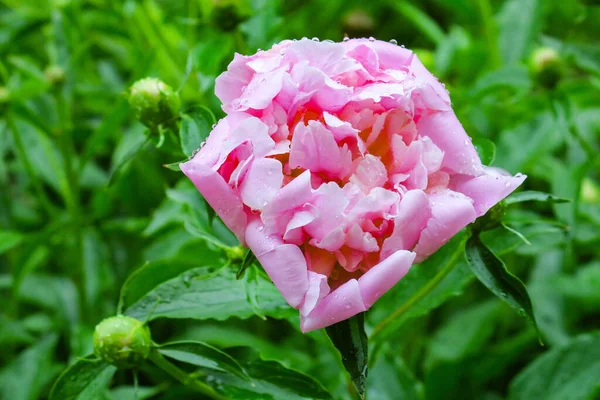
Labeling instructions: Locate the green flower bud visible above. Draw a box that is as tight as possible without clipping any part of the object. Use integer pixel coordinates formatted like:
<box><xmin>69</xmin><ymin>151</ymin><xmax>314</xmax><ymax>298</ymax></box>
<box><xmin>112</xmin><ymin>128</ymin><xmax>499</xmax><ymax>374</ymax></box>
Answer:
<box><xmin>529</xmin><ymin>47</ymin><xmax>563</xmax><ymax>89</ymax></box>
<box><xmin>471</xmin><ymin>201</ymin><xmax>506</xmax><ymax>232</ymax></box>
<box><xmin>226</xmin><ymin>245</ymin><xmax>246</xmax><ymax>263</ymax></box>
<box><xmin>93</xmin><ymin>316</ymin><xmax>152</xmax><ymax>369</ymax></box>
<box><xmin>128</xmin><ymin>78</ymin><xmax>180</xmax><ymax>129</ymax></box>
<box><xmin>342</xmin><ymin>9</ymin><xmax>375</xmax><ymax>38</ymax></box>
<box><xmin>44</xmin><ymin>65</ymin><xmax>65</xmax><ymax>87</ymax></box>
<box><xmin>581</xmin><ymin>178</ymin><xmax>600</xmax><ymax>204</ymax></box>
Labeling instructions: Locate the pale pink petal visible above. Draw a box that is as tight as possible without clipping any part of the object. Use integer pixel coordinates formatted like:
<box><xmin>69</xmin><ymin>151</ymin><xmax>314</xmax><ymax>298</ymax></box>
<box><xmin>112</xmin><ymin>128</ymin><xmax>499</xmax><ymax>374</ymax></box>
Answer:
<box><xmin>381</xmin><ymin>189</ymin><xmax>431</xmax><ymax>259</ymax></box>
<box><xmin>245</xmin><ymin>218</ymin><xmax>309</xmax><ymax>308</ymax></box>
<box><xmin>451</xmin><ymin>167</ymin><xmax>526</xmax><ymax>216</ymax></box>
<box><xmin>346</xmin><ymin>223</ymin><xmax>379</xmax><ymax>252</ymax></box>
<box><xmin>413</xmin><ymin>190</ymin><xmax>477</xmax><ymax>261</ymax></box>
<box><xmin>349</xmin><ymin>154</ymin><xmax>388</xmax><ymax>193</ymax></box>
<box><xmin>409</xmin><ymin>53</ymin><xmax>451</xmax><ymax>105</ymax></box>
<box><xmin>300</xmin><ymin>279</ymin><xmax>367</xmax><ymax>332</ymax></box>
<box><xmin>416</xmin><ymin>110</ymin><xmax>483</xmax><ymax>175</ymax></box>
<box><xmin>239</xmin><ymin>158</ymin><xmax>283</xmax><ymax>211</ymax></box>
<box><xmin>358</xmin><ymin>250</ymin><xmax>416</xmax><ymax>308</ymax></box>
<box><xmin>234</xmin><ymin>68</ymin><xmax>285</xmax><ymax>111</ymax></box>
<box><xmin>180</xmin><ymin>161</ymin><xmax>247</xmax><ymax>244</ymax></box>
<box><xmin>300</xmin><ymin>272</ymin><xmax>330</xmax><ymax>316</ymax></box>
<box><xmin>215</xmin><ymin>54</ymin><xmax>254</xmax><ymax>108</ymax></box>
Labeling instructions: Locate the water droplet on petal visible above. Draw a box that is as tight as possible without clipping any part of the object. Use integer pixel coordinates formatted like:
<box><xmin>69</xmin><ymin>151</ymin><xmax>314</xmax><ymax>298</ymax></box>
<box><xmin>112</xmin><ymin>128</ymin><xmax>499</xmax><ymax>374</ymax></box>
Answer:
<box><xmin>211</xmin><ymin>124</ymin><xmax>217</xmax><ymax>129</ymax></box>
<box><xmin>389</xmin><ymin>39</ymin><xmax>398</xmax><ymax>45</ymax></box>
<box><xmin>368</xmin><ymin>36</ymin><xmax>375</xmax><ymax>42</ymax></box>
<box><xmin>257</xmin><ymin>225</ymin><xmax>264</xmax><ymax>232</ymax></box>
<box><xmin>311</xmin><ymin>37</ymin><xmax>320</xmax><ymax>42</ymax></box>
<box><xmin>343</xmin><ymin>37</ymin><xmax>350</xmax><ymax>42</ymax></box>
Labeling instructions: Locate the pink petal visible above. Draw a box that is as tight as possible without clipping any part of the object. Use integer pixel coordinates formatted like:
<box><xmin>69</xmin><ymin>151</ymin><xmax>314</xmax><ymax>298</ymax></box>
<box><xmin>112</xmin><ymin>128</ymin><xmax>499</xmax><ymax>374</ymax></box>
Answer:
<box><xmin>300</xmin><ymin>279</ymin><xmax>367</xmax><ymax>332</ymax></box>
<box><xmin>381</xmin><ymin>189</ymin><xmax>431</xmax><ymax>259</ymax></box>
<box><xmin>451</xmin><ymin>167</ymin><xmax>527</xmax><ymax>216</ymax></box>
<box><xmin>234</xmin><ymin>68</ymin><xmax>285</xmax><ymax>111</ymax></box>
<box><xmin>416</xmin><ymin>110</ymin><xmax>483</xmax><ymax>175</ymax></box>
<box><xmin>358</xmin><ymin>250</ymin><xmax>416</xmax><ymax>308</ymax></box>
<box><xmin>349</xmin><ymin>155</ymin><xmax>388</xmax><ymax>193</ymax></box>
<box><xmin>245</xmin><ymin>218</ymin><xmax>309</xmax><ymax>308</ymax></box>
<box><xmin>215</xmin><ymin>54</ymin><xmax>254</xmax><ymax>108</ymax></box>
<box><xmin>180</xmin><ymin>161</ymin><xmax>247</xmax><ymax>244</ymax></box>
<box><xmin>239</xmin><ymin>158</ymin><xmax>283</xmax><ymax>211</ymax></box>
<box><xmin>300</xmin><ymin>271</ymin><xmax>330</xmax><ymax>316</ymax></box>
<box><xmin>413</xmin><ymin>190</ymin><xmax>477</xmax><ymax>262</ymax></box>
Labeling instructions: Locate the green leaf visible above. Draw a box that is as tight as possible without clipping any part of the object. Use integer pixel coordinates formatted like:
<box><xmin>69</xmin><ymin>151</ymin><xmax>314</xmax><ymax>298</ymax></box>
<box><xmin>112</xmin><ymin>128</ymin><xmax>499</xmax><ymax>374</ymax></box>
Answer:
<box><xmin>49</xmin><ymin>356</ymin><xmax>117</xmax><ymax>400</ymax></box>
<box><xmin>108</xmin><ymin>125</ymin><xmax>149</xmax><ymax>186</ymax></box>
<box><xmin>389</xmin><ymin>1</ymin><xmax>445</xmax><ymax>45</ymax></box>
<box><xmin>123</xmin><ymin>266</ymin><xmax>294</xmax><ymax>321</ymax></box>
<box><xmin>199</xmin><ymin>354</ymin><xmax>332</xmax><ymax>400</ymax></box>
<box><xmin>471</xmin><ymin>65</ymin><xmax>531</xmax><ymax>98</ymax></box>
<box><xmin>368</xmin><ymin>352</ymin><xmax>423</xmax><ymax>400</ymax></box>
<box><xmin>508</xmin><ymin>333</ymin><xmax>600</xmax><ymax>400</ymax></box>
<box><xmin>162</xmin><ymin>160</ymin><xmax>185</xmax><ymax>171</ymax></box>
<box><xmin>179</xmin><ymin>106</ymin><xmax>215</xmax><ymax>157</ymax></box>
<box><xmin>0</xmin><ymin>334</ymin><xmax>58</xmax><ymax>400</ymax></box>
<box><xmin>236</xmin><ymin>250</ymin><xmax>257</xmax><ymax>279</ymax></box>
<box><xmin>497</xmin><ymin>0</ymin><xmax>542</xmax><ymax>64</ymax></box>
<box><xmin>0</xmin><ymin>230</ymin><xmax>24</xmax><ymax>255</ymax></box>
<box><xmin>465</xmin><ymin>233</ymin><xmax>539</xmax><ymax>334</ymax></box>
<box><xmin>472</xmin><ymin>137</ymin><xmax>496</xmax><ymax>165</ymax></box>
<box><xmin>505</xmin><ymin>190</ymin><xmax>571</xmax><ymax>205</ymax></box>
<box><xmin>325</xmin><ymin>313</ymin><xmax>368</xmax><ymax>399</ymax></box>
<box><xmin>158</xmin><ymin>340</ymin><xmax>249</xmax><ymax>380</ymax></box>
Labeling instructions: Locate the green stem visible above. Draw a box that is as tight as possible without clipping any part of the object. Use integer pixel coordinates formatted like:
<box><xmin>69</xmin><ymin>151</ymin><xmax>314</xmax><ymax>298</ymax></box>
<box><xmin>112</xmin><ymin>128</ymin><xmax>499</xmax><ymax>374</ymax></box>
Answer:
<box><xmin>6</xmin><ymin>113</ymin><xmax>57</xmax><ymax>217</ymax></box>
<box><xmin>478</xmin><ymin>0</ymin><xmax>501</xmax><ymax>69</ymax></box>
<box><xmin>370</xmin><ymin>234</ymin><xmax>469</xmax><ymax>342</ymax></box>
<box><xmin>148</xmin><ymin>350</ymin><xmax>227</xmax><ymax>400</ymax></box>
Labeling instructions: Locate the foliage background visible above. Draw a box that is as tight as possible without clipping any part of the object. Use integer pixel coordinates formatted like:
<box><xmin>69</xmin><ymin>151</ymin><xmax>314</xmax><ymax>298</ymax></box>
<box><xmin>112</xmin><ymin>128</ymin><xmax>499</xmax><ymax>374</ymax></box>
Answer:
<box><xmin>1</xmin><ymin>0</ymin><xmax>599</xmax><ymax>399</ymax></box>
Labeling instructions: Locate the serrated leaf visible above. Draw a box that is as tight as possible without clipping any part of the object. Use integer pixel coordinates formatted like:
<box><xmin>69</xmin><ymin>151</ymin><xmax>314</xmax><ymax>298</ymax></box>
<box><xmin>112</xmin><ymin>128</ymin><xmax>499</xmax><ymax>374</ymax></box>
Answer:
<box><xmin>504</xmin><ymin>190</ymin><xmax>571</xmax><ymax>205</ymax></box>
<box><xmin>50</xmin><ymin>356</ymin><xmax>116</xmax><ymax>400</ymax></box>
<box><xmin>465</xmin><ymin>233</ymin><xmax>539</xmax><ymax>335</ymax></box>
<box><xmin>179</xmin><ymin>106</ymin><xmax>215</xmax><ymax>157</ymax></box>
<box><xmin>326</xmin><ymin>313</ymin><xmax>368</xmax><ymax>399</ymax></box>
<box><xmin>508</xmin><ymin>333</ymin><xmax>600</xmax><ymax>400</ymax></box>
<box><xmin>123</xmin><ymin>266</ymin><xmax>294</xmax><ymax>321</ymax></box>
<box><xmin>158</xmin><ymin>340</ymin><xmax>249</xmax><ymax>380</ymax></box>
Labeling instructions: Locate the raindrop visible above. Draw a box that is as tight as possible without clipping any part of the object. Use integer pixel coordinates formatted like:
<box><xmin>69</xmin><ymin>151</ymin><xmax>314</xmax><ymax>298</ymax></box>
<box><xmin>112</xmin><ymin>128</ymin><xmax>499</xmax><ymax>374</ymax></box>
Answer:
<box><xmin>211</xmin><ymin>124</ymin><xmax>217</xmax><ymax>129</ymax></box>
<box><xmin>343</xmin><ymin>37</ymin><xmax>350</xmax><ymax>42</ymax></box>
<box><xmin>389</xmin><ymin>39</ymin><xmax>398</xmax><ymax>45</ymax></box>
<box><xmin>257</xmin><ymin>226</ymin><xmax>264</xmax><ymax>232</ymax></box>
<box><xmin>368</xmin><ymin>36</ymin><xmax>375</xmax><ymax>42</ymax></box>
<box><xmin>505</xmin><ymin>182</ymin><xmax>511</xmax><ymax>187</ymax></box>
<box><xmin>200</xmin><ymin>141</ymin><xmax>206</xmax><ymax>148</ymax></box>
<box><xmin>311</xmin><ymin>37</ymin><xmax>320</xmax><ymax>42</ymax></box>
<box><xmin>500</xmin><ymin>292</ymin><xmax>508</xmax><ymax>298</ymax></box>
<box><xmin>400</xmin><ymin>44</ymin><xmax>406</xmax><ymax>48</ymax></box>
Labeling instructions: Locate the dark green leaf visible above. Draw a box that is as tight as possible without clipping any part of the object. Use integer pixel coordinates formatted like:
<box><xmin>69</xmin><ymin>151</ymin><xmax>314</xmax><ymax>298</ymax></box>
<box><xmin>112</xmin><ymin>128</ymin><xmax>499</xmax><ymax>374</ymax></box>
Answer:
<box><xmin>465</xmin><ymin>233</ymin><xmax>539</xmax><ymax>334</ymax></box>
<box><xmin>368</xmin><ymin>352</ymin><xmax>423</xmax><ymax>400</ymax></box>
<box><xmin>505</xmin><ymin>191</ymin><xmax>571</xmax><ymax>205</ymax></box>
<box><xmin>0</xmin><ymin>230</ymin><xmax>24</xmax><ymax>255</ymax></box>
<box><xmin>326</xmin><ymin>313</ymin><xmax>368</xmax><ymax>399</ymax></box>
<box><xmin>123</xmin><ymin>266</ymin><xmax>294</xmax><ymax>321</ymax></box>
<box><xmin>508</xmin><ymin>333</ymin><xmax>600</xmax><ymax>400</ymax></box>
<box><xmin>179</xmin><ymin>106</ymin><xmax>215</xmax><ymax>157</ymax></box>
<box><xmin>158</xmin><ymin>340</ymin><xmax>249</xmax><ymax>380</ymax></box>
<box><xmin>236</xmin><ymin>250</ymin><xmax>257</xmax><ymax>280</ymax></box>
<box><xmin>108</xmin><ymin>126</ymin><xmax>150</xmax><ymax>186</ymax></box>
<box><xmin>49</xmin><ymin>356</ymin><xmax>116</xmax><ymax>400</ymax></box>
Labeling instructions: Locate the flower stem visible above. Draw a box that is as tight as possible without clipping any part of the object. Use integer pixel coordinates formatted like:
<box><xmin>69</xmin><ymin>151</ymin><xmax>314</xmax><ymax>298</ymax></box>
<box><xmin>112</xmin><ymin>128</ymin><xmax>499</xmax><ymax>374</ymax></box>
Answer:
<box><xmin>148</xmin><ymin>350</ymin><xmax>227</xmax><ymax>400</ymax></box>
<box><xmin>370</xmin><ymin>234</ymin><xmax>469</xmax><ymax>342</ymax></box>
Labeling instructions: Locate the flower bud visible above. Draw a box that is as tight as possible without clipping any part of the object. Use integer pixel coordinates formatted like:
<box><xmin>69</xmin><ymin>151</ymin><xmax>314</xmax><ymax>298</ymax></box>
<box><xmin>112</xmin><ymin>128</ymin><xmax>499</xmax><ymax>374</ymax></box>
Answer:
<box><xmin>128</xmin><ymin>78</ymin><xmax>180</xmax><ymax>129</ymax></box>
<box><xmin>93</xmin><ymin>316</ymin><xmax>152</xmax><ymax>369</ymax></box>
<box><xmin>581</xmin><ymin>178</ymin><xmax>599</xmax><ymax>205</ymax></box>
<box><xmin>471</xmin><ymin>201</ymin><xmax>506</xmax><ymax>232</ymax></box>
<box><xmin>529</xmin><ymin>47</ymin><xmax>563</xmax><ymax>89</ymax></box>
<box><xmin>342</xmin><ymin>9</ymin><xmax>375</xmax><ymax>38</ymax></box>
<box><xmin>44</xmin><ymin>65</ymin><xmax>65</xmax><ymax>87</ymax></box>
<box><xmin>225</xmin><ymin>245</ymin><xmax>245</xmax><ymax>263</ymax></box>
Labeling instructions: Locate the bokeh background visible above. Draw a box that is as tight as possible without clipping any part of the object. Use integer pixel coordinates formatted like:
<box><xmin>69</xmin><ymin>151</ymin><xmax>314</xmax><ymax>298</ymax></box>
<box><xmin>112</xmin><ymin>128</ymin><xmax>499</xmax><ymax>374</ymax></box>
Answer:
<box><xmin>1</xmin><ymin>0</ymin><xmax>599</xmax><ymax>399</ymax></box>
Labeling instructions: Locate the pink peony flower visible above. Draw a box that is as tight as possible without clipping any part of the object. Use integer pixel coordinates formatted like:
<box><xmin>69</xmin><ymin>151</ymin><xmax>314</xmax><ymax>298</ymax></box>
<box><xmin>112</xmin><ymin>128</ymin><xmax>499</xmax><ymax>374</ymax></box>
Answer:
<box><xmin>181</xmin><ymin>38</ymin><xmax>526</xmax><ymax>332</ymax></box>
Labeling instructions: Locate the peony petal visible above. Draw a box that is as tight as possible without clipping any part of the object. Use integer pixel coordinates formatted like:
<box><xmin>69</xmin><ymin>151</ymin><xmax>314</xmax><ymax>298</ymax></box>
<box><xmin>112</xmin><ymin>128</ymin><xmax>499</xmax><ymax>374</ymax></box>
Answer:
<box><xmin>235</xmin><ymin>68</ymin><xmax>285</xmax><ymax>111</ymax></box>
<box><xmin>300</xmin><ymin>279</ymin><xmax>367</xmax><ymax>332</ymax></box>
<box><xmin>451</xmin><ymin>167</ymin><xmax>526</xmax><ymax>216</ymax></box>
<box><xmin>180</xmin><ymin>161</ymin><xmax>247</xmax><ymax>244</ymax></box>
<box><xmin>245</xmin><ymin>218</ymin><xmax>309</xmax><ymax>308</ymax></box>
<box><xmin>358</xmin><ymin>250</ymin><xmax>416</xmax><ymax>308</ymax></box>
<box><xmin>349</xmin><ymin>154</ymin><xmax>388</xmax><ymax>193</ymax></box>
<box><xmin>300</xmin><ymin>271</ymin><xmax>330</xmax><ymax>316</ymax></box>
<box><xmin>239</xmin><ymin>158</ymin><xmax>284</xmax><ymax>211</ymax></box>
<box><xmin>416</xmin><ymin>111</ymin><xmax>483</xmax><ymax>176</ymax></box>
<box><xmin>413</xmin><ymin>190</ymin><xmax>477</xmax><ymax>261</ymax></box>
<box><xmin>381</xmin><ymin>189</ymin><xmax>431</xmax><ymax>259</ymax></box>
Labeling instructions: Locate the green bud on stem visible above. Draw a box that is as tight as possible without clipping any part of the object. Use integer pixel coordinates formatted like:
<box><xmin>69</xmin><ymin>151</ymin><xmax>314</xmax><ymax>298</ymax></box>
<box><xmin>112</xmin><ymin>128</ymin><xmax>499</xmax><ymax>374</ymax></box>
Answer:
<box><xmin>529</xmin><ymin>47</ymin><xmax>563</xmax><ymax>89</ymax></box>
<box><xmin>128</xmin><ymin>78</ymin><xmax>180</xmax><ymax>130</ymax></box>
<box><xmin>93</xmin><ymin>316</ymin><xmax>152</xmax><ymax>369</ymax></box>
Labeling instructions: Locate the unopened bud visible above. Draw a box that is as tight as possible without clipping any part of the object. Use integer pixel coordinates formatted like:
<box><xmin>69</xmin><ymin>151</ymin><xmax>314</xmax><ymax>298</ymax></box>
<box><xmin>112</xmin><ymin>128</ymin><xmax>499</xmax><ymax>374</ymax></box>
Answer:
<box><xmin>226</xmin><ymin>245</ymin><xmax>246</xmax><ymax>263</ymax></box>
<box><xmin>128</xmin><ymin>78</ymin><xmax>180</xmax><ymax>129</ymax></box>
<box><xmin>93</xmin><ymin>316</ymin><xmax>152</xmax><ymax>369</ymax></box>
<box><xmin>529</xmin><ymin>47</ymin><xmax>563</xmax><ymax>89</ymax></box>
<box><xmin>44</xmin><ymin>65</ymin><xmax>65</xmax><ymax>87</ymax></box>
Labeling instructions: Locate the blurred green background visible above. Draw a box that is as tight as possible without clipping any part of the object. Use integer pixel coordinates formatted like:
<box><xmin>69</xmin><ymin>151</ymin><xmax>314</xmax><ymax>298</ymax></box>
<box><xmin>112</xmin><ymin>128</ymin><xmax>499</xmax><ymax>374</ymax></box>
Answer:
<box><xmin>1</xmin><ymin>0</ymin><xmax>599</xmax><ymax>399</ymax></box>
